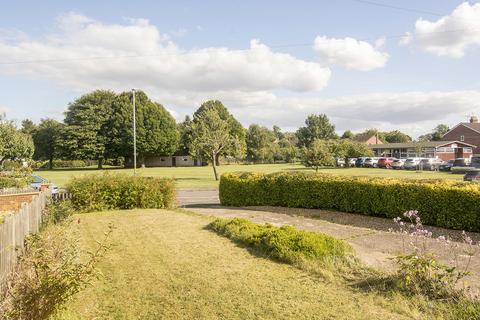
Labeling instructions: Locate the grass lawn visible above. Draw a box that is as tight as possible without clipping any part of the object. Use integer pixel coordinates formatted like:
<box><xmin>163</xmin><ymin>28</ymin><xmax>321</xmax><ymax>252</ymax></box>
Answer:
<box><xmin>54</xmin><ymin>209</ymin><xmax>446</xmax><ymax>320</ymax></box>
<box><xmin>37</xmin><ymin>163</ymin><xmax>462</xmax><ymax>189</ymax></box>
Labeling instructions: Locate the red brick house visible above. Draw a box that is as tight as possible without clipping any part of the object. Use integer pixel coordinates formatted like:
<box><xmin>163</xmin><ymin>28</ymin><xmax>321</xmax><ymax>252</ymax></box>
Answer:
<box><xmin>442</xmin><ymin>116</ymin><xmax>480</xmax><ymax>155</ymax></box>
<box><xmin>354</xmin><ymin>133</ymin><xmax>383</xmax><ymax>145</ymax></box>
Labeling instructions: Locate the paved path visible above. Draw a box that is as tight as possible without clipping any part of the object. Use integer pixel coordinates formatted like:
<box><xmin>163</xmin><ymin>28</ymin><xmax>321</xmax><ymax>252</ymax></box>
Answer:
<box><xmin>177</xmin><ymin>189</ymin><xmax>480</xmax><ymax>292</ymax></box>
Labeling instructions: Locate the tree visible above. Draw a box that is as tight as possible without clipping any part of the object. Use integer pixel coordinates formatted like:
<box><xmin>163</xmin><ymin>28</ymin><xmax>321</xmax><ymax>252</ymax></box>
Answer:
<box><xmin>177</xmin><ymin>115</ymin><xmax>193</xmax><ymax>155</ymax></box>
<box><xmin>190</xmin><ymin>107</ymin><xmax>242</xmax><ymax>180</ymax></box>
<box><xmin>108</xmin><ymin>90</ymin><xmax>179</xmax><ymax>164</ymax></box>
<box><xmin>341</xmin><ymin>130</ymin><xmax>354</xmax><ymax>140</ymax></box>
<box><xmin>0</xmin><ymin>121</ymin><xmax>34</xmax><ymax>166</ymax></box>
<box><xmin>192</xmin><ymin>100</ymin><xmax>246</xmax><ymax>165</ymax></box>
<box><xmin>21</xmin><ymin>119</ymin><xmax>37</xmax><ymax>136</ymax></box>
<box><xmin>296</xmin><ymin>114</ymin><xmax>338</xmax><ymax>147</ymax></box>
<box><xmin>246</xmin><ymin>124</ymin><xmax>276</xmax><ymax>163</ymax></box>
<box><xmin>300</xmin><ymin>139</ymin><xmax>335</xmax><ymax>172</ymax></box>
<box><xmin>418</xmin><ymin>124</ymin><xmax>450</xmax><ymax>142</ymax></box>
<box><xmin>383</xmin><ymin>130</ymin><xmax>412</xmax><ymax>143</ymax></box>
<box><xmin>58</xmin><ymin>90</ymin><xmax>117</xmax><ymax>168</ymax></box>
<box><xmin>32</xmin><ymin>119</ymin><xmax>64</xmax><ymax>169</ymax></box>
<box><xmin>272</xmin><ymin>125</ymin><xmax>284</xmax><ymax>140</ymax></box>
<box><xmin>341</xmin><ymin>140</ymin><xmax>374</xmax><ymax>163</ymax></box>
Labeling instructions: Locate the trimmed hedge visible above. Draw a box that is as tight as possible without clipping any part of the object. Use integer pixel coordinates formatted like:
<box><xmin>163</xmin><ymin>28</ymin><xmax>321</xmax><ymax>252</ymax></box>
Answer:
<box><xmin>68</xmin><ymin>173</ymin><xmax>176</xmax><ymax>212</ymax></box>
<box><xmin>207</xmin><ymin>218</ymin><xmax>352</xmax><ymax>263</ymax></box>
<box><xmin>219</xmin><ymin>172</ymin><xmax>480</xmax><ymax>232</ymax></box>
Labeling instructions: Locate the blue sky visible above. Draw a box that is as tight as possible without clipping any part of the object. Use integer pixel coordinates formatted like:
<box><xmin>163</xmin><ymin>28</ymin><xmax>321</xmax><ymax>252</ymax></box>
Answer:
<box><xmin>1</xmin><ymin>0</ymin><xmax>479</xmax><ymax>137</ymax></box>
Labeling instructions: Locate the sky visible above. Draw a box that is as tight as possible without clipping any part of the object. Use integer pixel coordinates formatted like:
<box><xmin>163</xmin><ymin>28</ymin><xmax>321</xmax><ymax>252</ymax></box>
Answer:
<box><xmin>0</xmin><ymin>0</ymin><xmax>479</xmax><ymax>138</ymax></box>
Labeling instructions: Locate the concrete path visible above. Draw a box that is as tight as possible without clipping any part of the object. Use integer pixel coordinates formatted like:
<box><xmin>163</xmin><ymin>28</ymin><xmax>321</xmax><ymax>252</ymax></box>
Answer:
<box><xmin>177</xmin><ymin>189</ymin><xmax>480</xmax><ymax>292</ymax></box>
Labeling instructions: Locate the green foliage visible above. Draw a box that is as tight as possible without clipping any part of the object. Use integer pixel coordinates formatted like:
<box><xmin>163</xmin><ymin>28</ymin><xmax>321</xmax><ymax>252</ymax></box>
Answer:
<box><xmin>32</xmin><ymin>159</ymin><xmax>90</xmax><ymax>169</ymax></box>
<box><xmin>207</xmin><ymin>218</ymin><xmax>351</xmax><ymax>264</ymax></box>
<box><xmin>383</xmin><ymin>130</ymin><xmax>412</xmax><ymax>143</ymax></box>
<box><xmin>418</xmin><ymin>124</ymin><xmax>450</xmax><ymax>142</ymax></box>
<box><xmin>32</xmin><ymin>119</ymin><xmax>64</xmax><ymax>170</ymax></box>
<box><xmin>246</xmin><ymin>124</ymin><xmax>276</xmax><ymax>163</ymax></box>
<box><xmin>296</xmin><ymin>114</ymin><xmax>338</xmax><ymax>147</ymax></box>
<box><xmin>0</xmin><ymin>121</ymin><xmax>34</xmax><ymax>166</ymax></box>
<box><xmin>219</xmin><ymin>172</ymin><xmax>480</xmax><ymax>232</ymax></box>
<box><xmin>300</xmin><ymin>139</ymin><xmax>335</xmax><ymax>171</ymax></box>
<box><xmin>0</xmin><ymin>169</ymin><xmax>32</xmax><ymax>188</ymax></box>
<box><xmin>108</xmin><ymin>90</ymin><xmax>179</xmax><ymax>162</ymax></box>
<box><xmin>341</xmin><ymin>130</ymin><xmax>354</xmax><ymax>139</ymax></box>
<box><xmin>67</xmin><ymin>173</ymin><xmax>176</xmax><ymax>212</ymax></box>
<box><xmin>0</xmin><ymin>222</ymin><xmax>112</xmax><ymax>320</ymax></box>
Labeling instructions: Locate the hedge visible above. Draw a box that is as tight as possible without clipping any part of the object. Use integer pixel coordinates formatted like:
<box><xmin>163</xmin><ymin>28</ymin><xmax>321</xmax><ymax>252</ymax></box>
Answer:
<box><xmin>219</xmin><ymin>172</ymin><xmax>480</xmax><ymax>232</ymax></box>
<box><xmin>68</xmin><ymin>173</ymin><xmax>176</xmax><ymax>212</ymax></box>
<box><xmin>207</xmin><ymin>218</ymin><xmax>352</xmax><ymax>263</ymax></box>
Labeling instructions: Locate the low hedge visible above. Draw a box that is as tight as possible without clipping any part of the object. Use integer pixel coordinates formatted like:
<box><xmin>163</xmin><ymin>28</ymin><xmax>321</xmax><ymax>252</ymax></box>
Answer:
<box><xmin>207</xmin><ymin>218</ymin><xmax>352</xmax><ymax>263</ymax></box>
<box><xmin>219</xmin><ymin>172</ymin><xmax>480</xmax><ymax>232</ymax></box>
<box><xmin>68</xmin><ymin>173</ymin><xmax>176</xmax><ymax>212</ymax></box>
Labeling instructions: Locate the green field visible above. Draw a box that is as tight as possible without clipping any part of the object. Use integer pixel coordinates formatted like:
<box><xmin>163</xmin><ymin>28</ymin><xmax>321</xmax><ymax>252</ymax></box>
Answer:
<box><xmin>54</xmin><ymin>209</ymin><xmax>456</xmax><ymax>320</ymax></box>
<box><xmin>37</xmin><ymin>163</ymin><xmax>462</xmax><ymax>189</ymax></box>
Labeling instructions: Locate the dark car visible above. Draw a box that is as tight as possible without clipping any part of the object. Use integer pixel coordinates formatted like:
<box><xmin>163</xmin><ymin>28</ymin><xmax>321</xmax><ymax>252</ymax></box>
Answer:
<box><xmin>439</xmin><ymin>159</ymin><xmax>455</xmax><ymax>171</ymax></box>
<box><xmin>355</xmin><ymin>157</ymin><xmax>368</xmax><ymax>167</ymax></box>
<box><xmin>464</xmin><ymin>170</ymin><xmax>480</xmax><ymax>182</ymax></box>
<box><xmin>377</xmin><ymin>157</ymin><xmax>395</xmax><ymax>169</ymax></box>
<box><xmin>419</xmin><ymin>158</ymin><xmax>442</xmax><ymax>171</ymax></box>
<box><xmin>471</xmin><ymin>156</ymin><xmax>480</xmax><ymax>168</ymax></box>
<box><xmin>451</xmin><ymin>158</ymin><xmax>472</xmax><ymax>174</ymax></box>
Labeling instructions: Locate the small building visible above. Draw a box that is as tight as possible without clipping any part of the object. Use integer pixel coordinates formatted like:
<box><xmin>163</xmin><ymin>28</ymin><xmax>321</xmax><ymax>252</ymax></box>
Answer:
<box><xmin>125</xmin><ymin>155</ymin><xmax>203</xmax><ymax>168</ymax></box>
<box><xmin>442</xmin><ymin>116</ymin><xmax>480</xmax><ymax>155</ymax></box>
<box><xmin>369</xmin><ymin>141</ymin><xmax>476</xmax><ymax>161</ymax></box>
<box><xmin>354</xmin><ymin>133</ymin><xmax>384</xmax><ymax>145</ymax></box>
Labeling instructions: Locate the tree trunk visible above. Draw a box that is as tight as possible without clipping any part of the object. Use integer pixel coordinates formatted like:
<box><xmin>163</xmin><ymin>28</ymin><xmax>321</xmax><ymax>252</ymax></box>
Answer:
<box><xmin>212</xmin><ymin>152</ymin><xmax>219</xmax><ymax>181</ymax></box>
<box><xmin>215</xmin><ymin>153</ymin><xmax>220</xmax><ymax>167</ymax></box>
<box><xmin>49</xmin><ymin>157</ymin><xmax>53</xmax><ymax>170</ymax></box>
<box><xmin>98</xmin><ymin>157</ymin><xmax>104</xmax><ymax>169</ymax></box>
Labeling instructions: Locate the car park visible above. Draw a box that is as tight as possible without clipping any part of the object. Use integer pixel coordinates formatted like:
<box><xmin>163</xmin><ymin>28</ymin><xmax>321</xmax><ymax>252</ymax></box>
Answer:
<box><xmin>363</xmin><ymin>157</ymin><xmax>379</xmax><ymax>168</ymax></box>
<box><xmin>418</xmin><ymin>158</ymin><xmax>442</xmax><ymax>171</ymax></box>
<box><xmin>403</xmin><ymin>158</ymin><xmax>422</xmax><ymax>170</ymax></box>
<box><xmin>439</xmin><ymin>159</ymin><xmax>455</xmax><ymax>171</ymax></box>
<box><xmin>355</xmin><ymin>157</ymin><xmax>368</xmax><ymax>167</ymax></box>
<box><xmin>377</xmin><ymin>157</ymin><xmax>396</xmax><ymax>168</ymax></box>
<box><xmin>391</xmin><ymin>159</ymin><xmax>405</xmax><ymax>169</ymax></box>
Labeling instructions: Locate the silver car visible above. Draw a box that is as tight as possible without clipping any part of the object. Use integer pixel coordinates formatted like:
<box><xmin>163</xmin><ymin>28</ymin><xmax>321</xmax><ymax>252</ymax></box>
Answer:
<box><xmin>363</xmin><ymin>157</ymin><xmax>380</xmax><ymax>168</ymax></box>
<box><xmin>391</xmin><ymin>159</ymin><xmax>406</xmax><ymax>169</ymax></box>
<box><xmin>403</xmin><ymin>158</ymin><xmax>422</xmax><ymax>170</ymax></box>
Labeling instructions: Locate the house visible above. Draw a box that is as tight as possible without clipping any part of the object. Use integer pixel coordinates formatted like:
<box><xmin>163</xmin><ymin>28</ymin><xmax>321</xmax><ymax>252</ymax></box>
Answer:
<box><xmin>369</xmin><ymin>140</ymin><xmax>476</xmax><ymax>161</ymax></box>
<box><xmin>354</xmin><ymin>133</ymin><xmax>383</xmax><ymax>145</ymax></box>
<box><xmin>442</xmin><ymin>116</ymin><xmax>480</xmax><ymax>155</ymax></box>
<box><xmin>125</xmin><ymin>155</ymin><xmax>203</xmax><ymax>168</ymax></box>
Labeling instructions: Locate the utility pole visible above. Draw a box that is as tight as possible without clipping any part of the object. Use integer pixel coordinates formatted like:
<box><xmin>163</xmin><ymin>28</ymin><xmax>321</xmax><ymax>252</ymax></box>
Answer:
<box><xmin>132</xmin><ymin>89</ymin><xmax>137</xmax><ymax>176</ymax></box>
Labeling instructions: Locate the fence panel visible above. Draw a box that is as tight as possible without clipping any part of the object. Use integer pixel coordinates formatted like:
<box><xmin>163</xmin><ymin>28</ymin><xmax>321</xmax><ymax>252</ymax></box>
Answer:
<box><xmin>0</xmin><ymin>190</ymin><xmax>51</xmax><ymax>292</ymax></box>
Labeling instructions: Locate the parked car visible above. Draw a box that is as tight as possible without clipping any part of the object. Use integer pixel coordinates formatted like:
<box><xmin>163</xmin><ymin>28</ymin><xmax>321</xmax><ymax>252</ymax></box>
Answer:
<box><xmin>403</xmin><ymin>158</ymin><xmax>422</xmax><ymax>170</ymax></box>
<box><xmin>451</xmin><ymin>158</ymin><xmax>472</xmax><ymax>174</ymax></box>
<box><xmin>391</xmin><ymin>159</ymin><xmax>405</xmax><ymax>170</ymax></box>
<box><xmin>363</xmin><ymin>157</ymin><xmax>380</xmax><ymax>168</ymax></box>
<box><xmin>377</xmin><ymin>157</ymin><xmax>396</xmax><ymax>169</ymax></box>
<box><xmin>31</xmin><ymin>175</ymin><xmax>59</xmax><ymax>194</ymax></box>
<box><xmin>348</xmin><ymin>158</ymin><xmax>357</xmax><ymax>167</ymax></box>
<box><xmin>418</xmin><ymin>158</ymin><xmax>443</xmax><ymax>171</ymax></box>
<box><xmin>471</xmin><ymin>156</ymin><xmax>480</xmax><ymax>168</ymax></box>
<box><xmin>355</xmin><ymin>157</ymin><xmax>368</xmax><ymax>167</ymax></box>
<box><xmin>439</xmin><ymin>159</ymin><xmax>455</xmax><ymax>171</ymax></box>
<box><xmin>464</xmin><ymin>170</ymin><xmax>480</xmax><ymax>182</ymax></box>
<box><xmin>336</xmin><ymin>158</ymin><xmax>346</xmax><ymax>167</ymax></box>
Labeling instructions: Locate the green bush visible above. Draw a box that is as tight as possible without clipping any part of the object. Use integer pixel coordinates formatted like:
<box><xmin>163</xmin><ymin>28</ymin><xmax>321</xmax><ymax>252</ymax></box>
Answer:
<box><xmin>219</xmin><ymin>172</ymin><xmax>480</xmax><ymax>232</ymax></box>
<box><xmin>207</xmin><ymin>218</ymin><xmax>352</xmax><ymax>264</ymax></box>
<box><xmin>0</xmin><ymin>169</ymin><xmax>32</xmax><ymax>189</ymax></box>
<box><xmin>68</xmin><ymin>173</ymin><xmax>176</xmax><ymax>212</ymax></box>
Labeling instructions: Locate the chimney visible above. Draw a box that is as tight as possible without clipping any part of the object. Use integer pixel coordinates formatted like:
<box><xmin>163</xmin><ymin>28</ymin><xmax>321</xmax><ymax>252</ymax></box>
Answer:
<box><xmin>470</xmin><ymin>115</ymin><xmax>479</xmax><ymax>123</ymax></box>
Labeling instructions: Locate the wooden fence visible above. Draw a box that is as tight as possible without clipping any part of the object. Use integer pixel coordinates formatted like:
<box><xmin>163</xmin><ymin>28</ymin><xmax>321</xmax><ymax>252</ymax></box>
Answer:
<box><xmin>0</xmin><ymin>189</ymin><xmax>51</xmax><ymax>292</ymax></box>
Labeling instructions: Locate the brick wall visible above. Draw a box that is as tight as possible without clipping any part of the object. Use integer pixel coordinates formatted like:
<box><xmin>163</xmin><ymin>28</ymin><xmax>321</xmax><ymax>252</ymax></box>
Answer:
<box><xmin>443</xmin><ymin>125</ymin><xmax>480</xmax><ymax>154</ymax></box>
<box><xmin>0</xmin><ymin>192</ymin><xmax>39</xmax><ymax>212</ymax></box>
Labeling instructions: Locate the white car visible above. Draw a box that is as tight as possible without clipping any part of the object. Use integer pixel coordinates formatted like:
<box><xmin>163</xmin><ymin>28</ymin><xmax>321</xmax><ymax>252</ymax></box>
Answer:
<box><xmin>31</xmin><ymin>175</ymin><xmax>59</xmax><ymax>194</ymax></box>
<box><xmin>391</xmin><ymin>159</ymin><xmax>406</xmax><ymax>169</ymax></box>
<box><xmin>403</xmin><ymin>158</ymin><xmax>422</xmax><ymax>170</ymax></box>
<box><xmin>364</xmin><ymin>157</ymin><xmax>380</xmax><ymax>168</ymax></box>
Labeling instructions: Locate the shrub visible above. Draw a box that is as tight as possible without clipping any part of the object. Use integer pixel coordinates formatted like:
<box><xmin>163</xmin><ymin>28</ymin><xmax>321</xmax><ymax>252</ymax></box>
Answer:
<box><xmin>68</xmin><ymin>173</ymin><xmax>176</xmax><ymax>212</ymax></box>
<box><xmin>0</xmin><ymin>169</ymin><xmax>32</xmax><ymax>189</ymax></box>
<box><xmin>0</xmin><ymin>222</ymin><xmax>113</xmax><ymax>320</ymax></box>
<box><xmin>219</xmin><ymin>172</ymin><xmax>480</xmax><ymax>232</ymax></box>
<box><xmin>207</xmin><ymin>218</ymin><xmax>352</xmax><ymax>265</ymax></box>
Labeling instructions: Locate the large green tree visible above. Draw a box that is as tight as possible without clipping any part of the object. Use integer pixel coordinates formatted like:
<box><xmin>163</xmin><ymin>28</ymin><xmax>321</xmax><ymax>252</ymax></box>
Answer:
<box><xmin>177</xmin><ymin>115</ymin><xmax>194</xmax><ymax>155</ymax></box>
<box><xmin>58</xmin><ymin>90</ymin><xmax>117</xmax><ymax>168</ymax></box>
<box><xmin>108</xmin><ymin>90</ymin><xmax>179</xmax><ymax>164</ymax></box>
<box><xmin>192</xmin><ymin>100</ymin><xmax>246</xmax><ymax>165</ymax></box>
<box><xmin>383</xmin><ymin>130</ymin><xmax>412</xmax><ymax>143</ymax></box>
<box><xmin>300</xmin><ymin>139</ymin><xmax>335</xmax><ymax>172</ymax></box>
<box><xmin>296</xmin><ymin>114</ymin><xmax>338</xmax><ymax>147</ymax></box>
<box><xmin>0</xmin><ymin>121</ymin><xmax>34</xmax><ymax>166</ymax></box>
<box><xmin>418</xmin><ymin>124</ymin><xmax>450</xmax><ymax>142</ymax></box>
<box><xmin>32</xmin><ymin>119</ymin><xmax>64</xmax><ymax>169</ymax></box>
<box><xmin>246</xmin><ymin>124</ymin><xmax>276</xmax><ymax>163</ymax></box>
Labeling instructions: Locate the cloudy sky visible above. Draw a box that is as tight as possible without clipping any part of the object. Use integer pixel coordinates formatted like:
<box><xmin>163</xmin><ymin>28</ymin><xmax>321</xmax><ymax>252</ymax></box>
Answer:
<box><xmin>1</xmin><ymin>0</ymin><xmax>479</xmax><ymax>137</ymax></box>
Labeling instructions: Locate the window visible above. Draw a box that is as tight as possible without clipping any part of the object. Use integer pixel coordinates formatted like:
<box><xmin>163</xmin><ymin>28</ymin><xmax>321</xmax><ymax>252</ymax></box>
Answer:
<box><xmin>183</xmin><ymin>158</ymin><xmax>188</xmax><ymax>161</ymax></box>
<box><xmin>460</xmin><ymin>135</ymin><xmax>465</xmax><ymax>142</ymax></box>
<box><xmin>463</xmin><ymin>147</ymin><xmax>472</xmax><ymax>153</ymax></box>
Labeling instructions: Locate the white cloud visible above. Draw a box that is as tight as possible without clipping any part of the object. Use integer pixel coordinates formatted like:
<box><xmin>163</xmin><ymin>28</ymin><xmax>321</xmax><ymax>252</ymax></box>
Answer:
<box><xmin>0</xmin><ymin>12</ymin><xmax>331</xmax><ymax>94</ymax></box>
<box><xmin>405</xmin><ymin>2</ymin><xmax>480</xmax><ymax>58</ymax></box>
<box><xmin>313</xmin><ymin>36</ymin><xmax>389</xmax><ymax>71</ymax></box>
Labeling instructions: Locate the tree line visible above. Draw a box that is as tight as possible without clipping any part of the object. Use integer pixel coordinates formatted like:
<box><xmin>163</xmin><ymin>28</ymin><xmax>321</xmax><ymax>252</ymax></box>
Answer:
<box><xmin>0</xmin><ymin>89</ymin><xmax>450</xmax><ymax>180</ymax></box>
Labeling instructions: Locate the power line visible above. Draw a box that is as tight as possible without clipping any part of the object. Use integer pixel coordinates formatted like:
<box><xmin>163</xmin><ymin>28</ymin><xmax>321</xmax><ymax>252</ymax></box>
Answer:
<box><xmin>348</xmin><ymin>0</ymin><xmax>444</xmax><ymax>17</ymax></box>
